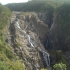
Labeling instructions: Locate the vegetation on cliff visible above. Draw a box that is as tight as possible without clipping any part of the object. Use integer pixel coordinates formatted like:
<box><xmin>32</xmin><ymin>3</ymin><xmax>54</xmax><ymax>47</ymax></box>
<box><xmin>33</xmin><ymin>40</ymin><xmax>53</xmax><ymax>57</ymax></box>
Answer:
<box><xmin>0</xmin><ymin>3</ymin><xmax>11</xmax><ymax>40</ymax></box>
<box><xmin>50</xmin><ymin>3</ymin><xmax>70</xmax><ymax>51</ymax></box>
<box><xmin>53</xmin><ymin>63</ymin><xmax>67</xmax><ymax>70</ymax></box>
<box><xmin>0</xmin><ymin>4</ymin><xmax>26</xmax><ymax>70</ymax></box>
<box><xmin>56</xmin><ymin>3</ymin><xmax>70</xmax><ymax>46</ymax></box>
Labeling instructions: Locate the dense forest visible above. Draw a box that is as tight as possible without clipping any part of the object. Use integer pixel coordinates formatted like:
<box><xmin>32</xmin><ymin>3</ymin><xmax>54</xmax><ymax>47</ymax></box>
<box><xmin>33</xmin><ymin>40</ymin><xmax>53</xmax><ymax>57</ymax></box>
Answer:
<box><xmin>0</xmin><ymin>0</ymin><xmax>70</xmax><ymax>70</ymax></box>
<box><xmin>6</xmin><ymin>0</ymin><xmax>70</xmax><ymax>12</ymax></box>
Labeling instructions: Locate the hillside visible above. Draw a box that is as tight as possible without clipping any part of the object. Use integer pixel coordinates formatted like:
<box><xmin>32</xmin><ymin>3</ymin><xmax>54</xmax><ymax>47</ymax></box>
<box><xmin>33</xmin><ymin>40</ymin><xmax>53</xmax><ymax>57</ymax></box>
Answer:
<box><xmin>6</xmin><ymin>0</ymin><xmax>70</xmax><ymax>12</ymax></box>
<box><xmin>0</xmin><ymin>4</ymin><xmax>26</xmax><ymax>70</ymax></box>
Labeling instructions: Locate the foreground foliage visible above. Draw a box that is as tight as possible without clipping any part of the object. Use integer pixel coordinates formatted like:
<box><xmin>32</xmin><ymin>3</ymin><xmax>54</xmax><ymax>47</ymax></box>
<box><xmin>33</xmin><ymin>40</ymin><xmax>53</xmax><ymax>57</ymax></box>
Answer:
<box><xmin>53</xmin><ymin>63</ymin><xmax>67</xmax><ymax>70</ymax></box>
<box><xmin>0</xmin><ymin>4</ymin><xmax>26</xmax><ymax>70</ymax></box>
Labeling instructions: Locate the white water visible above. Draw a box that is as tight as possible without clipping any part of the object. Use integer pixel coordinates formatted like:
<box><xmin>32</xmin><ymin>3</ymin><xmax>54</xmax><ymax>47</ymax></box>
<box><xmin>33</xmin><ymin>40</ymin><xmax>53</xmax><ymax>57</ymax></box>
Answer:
<box><xmin>16</xmin><ymin>21</ymin><xmax>34</xmax><ymax>47</ymax></box>
<box><xmin>16</xmin><ymin>22</ymin><xmax>21</xmax><ymax>29</ymax></box>
<box><xmin>16</xmin><ymin>21</ymin><xmax>26</xmax><ymax>34</ymax></box>
<box><xmin>42</xmin><ymin>51</ymin><xmax>50</xmax><ymax>66</ymax></box>
<box><xmin>27</xmin><ymin>35</ymin><xmax>34</xmax><ymax>47</ymax></box>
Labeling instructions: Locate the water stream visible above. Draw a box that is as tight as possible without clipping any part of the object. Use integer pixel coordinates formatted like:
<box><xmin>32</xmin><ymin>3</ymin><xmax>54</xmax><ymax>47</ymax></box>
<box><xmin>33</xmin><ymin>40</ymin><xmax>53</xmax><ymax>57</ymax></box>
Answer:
<box><xmin>16</xmin><ymin>21</ymin><xmax>34</xmax><ymax>47</ymax></box>
<box><xmin>16</xmin><ymin>22</ymin><xmax>21</xmax><ymax>29</ymax></box>
<box><xmin>16</xmin><ymin>21</ymin><xmax>26</xmax><ymax>34</ymax></box>
<box><xmin>27</xmin><ymin>35</ymin><xmax>34</xmax><ymax>47</ymax></box>
<box><xmin>42</xmin><ymin>51</ymin><xmax>50</xmax><ymax>66</ymax></box>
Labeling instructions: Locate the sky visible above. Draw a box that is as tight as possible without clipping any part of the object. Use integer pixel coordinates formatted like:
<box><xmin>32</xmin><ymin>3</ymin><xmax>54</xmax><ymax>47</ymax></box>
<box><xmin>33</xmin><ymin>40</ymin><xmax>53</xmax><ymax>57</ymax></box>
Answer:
<box><xmin>0</xmin><ymin>0</ymin><xmax>28</xmax><ymax>5</ymax></box>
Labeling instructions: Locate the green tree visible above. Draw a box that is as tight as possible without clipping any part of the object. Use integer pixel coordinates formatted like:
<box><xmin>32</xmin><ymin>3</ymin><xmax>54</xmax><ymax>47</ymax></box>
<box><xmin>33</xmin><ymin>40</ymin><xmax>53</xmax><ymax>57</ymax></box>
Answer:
<box><xmin>53</xmin><ymin>63</ymin><xmax>67</xmax><ymax>70</ymax></box>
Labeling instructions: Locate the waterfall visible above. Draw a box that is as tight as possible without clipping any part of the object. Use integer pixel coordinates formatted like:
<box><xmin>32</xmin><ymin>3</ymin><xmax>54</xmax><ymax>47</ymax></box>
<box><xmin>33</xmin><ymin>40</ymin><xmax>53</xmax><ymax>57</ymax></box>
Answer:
<box><xmin>27</xmin><ymin>35</ymin><xmax>34</xmax><ymax>47</ymax></box>
<box><xmin>16</xmin><ymin>21</ymin><xmax>34</xmax><ymax>47</ymax></box>
<box><xmin>42</xmin><ymin>51</ymin><xmax>50</xmax><ymax>66</ymax></box>
<box><xmin>39</xmin><ymin>47</ymin><xmax>50</xmax><ymax>66</ymax></box>
<box><xmin>16</xmin><ymin>21</ymin><xmax>26</xmax><ymax>34</ymax></box>
<box><xmin>16</xmin><ymin>22</ymin><xmax>21</xmax><ymax>29</ymax></box>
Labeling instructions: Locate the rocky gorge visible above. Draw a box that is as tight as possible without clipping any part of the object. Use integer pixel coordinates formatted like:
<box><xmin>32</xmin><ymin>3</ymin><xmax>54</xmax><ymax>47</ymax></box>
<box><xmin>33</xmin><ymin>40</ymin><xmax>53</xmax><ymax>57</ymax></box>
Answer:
<box><xmin>6</xmin><ymin>11</ymin><xmax>52</xmax><ymax>70</ymax></box>
<box><xmin>5</xmin><ymin>7</ymin><xmax>70</xmax><ymax>69</ymax></box>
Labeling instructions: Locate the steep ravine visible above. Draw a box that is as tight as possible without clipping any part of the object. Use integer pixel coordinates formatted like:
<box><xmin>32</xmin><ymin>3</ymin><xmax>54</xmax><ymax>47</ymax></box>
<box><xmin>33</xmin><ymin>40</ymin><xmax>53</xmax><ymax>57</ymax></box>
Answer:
<box><xmin>6</xmin><ymin>12</ymin><xmax>51</xmax><ymax>70</ymax></box>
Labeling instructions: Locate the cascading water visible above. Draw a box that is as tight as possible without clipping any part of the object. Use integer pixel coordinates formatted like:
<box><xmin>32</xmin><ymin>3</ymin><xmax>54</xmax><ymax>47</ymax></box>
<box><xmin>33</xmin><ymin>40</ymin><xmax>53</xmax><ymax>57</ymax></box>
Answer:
<box><xmin>16</xmin><ymin>21</ymin><xmax>34</xmax><ymax>48</ymax></box>
<box><xmin>39</xmin><ymin>47</ymin><xmax>50</xmax><ymax>66</ymax></box>
<box><xmin>42</xmin><ymin>51</ymin><xmax>50</xmax><ymax>66</ymax></box>
<box><xmin>27</xmin><ymin>35</ymin><xmax>34</xmax><ymax>47</ymax></box>
<box><xmin>16</xmin><ymin>21</ymin><xmax>26</xmax><ymax>34</ymax></box>
<box><xmin>16</xmin><ymin>22</ymin><xmax>21</xmax><ymax>29</ymax></box>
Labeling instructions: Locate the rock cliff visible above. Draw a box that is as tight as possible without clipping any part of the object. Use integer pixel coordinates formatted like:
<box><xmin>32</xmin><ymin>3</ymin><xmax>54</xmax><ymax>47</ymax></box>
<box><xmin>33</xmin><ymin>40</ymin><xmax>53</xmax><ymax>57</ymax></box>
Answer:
<box><xmin>6</xmin><ymin>12</ymin><xmax>50</xmax><ymax>70</ymax></box>
<box><xmin>6</xmin><ymin>4</ymin><xmax>70</xmax><ymax>69</ymax></box>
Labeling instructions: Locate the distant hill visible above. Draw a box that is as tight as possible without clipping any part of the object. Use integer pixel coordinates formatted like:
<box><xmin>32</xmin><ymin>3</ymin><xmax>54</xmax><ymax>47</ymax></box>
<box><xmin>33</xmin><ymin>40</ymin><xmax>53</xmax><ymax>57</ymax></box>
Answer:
<box><xmin>6</xmin><ymin>0</ymin><xmax>70</xmax><ymax>12</ymax></box>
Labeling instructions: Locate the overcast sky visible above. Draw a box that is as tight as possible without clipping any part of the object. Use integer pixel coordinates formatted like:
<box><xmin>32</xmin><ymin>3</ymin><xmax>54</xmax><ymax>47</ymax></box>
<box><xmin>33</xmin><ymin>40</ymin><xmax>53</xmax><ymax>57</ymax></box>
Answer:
<box><xmin>0</xmin><ymin>0</ymin><xmax>28</xmax><ymax>5</ymax></box>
